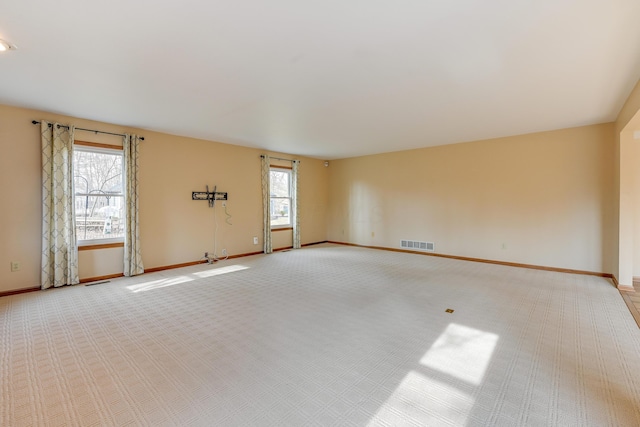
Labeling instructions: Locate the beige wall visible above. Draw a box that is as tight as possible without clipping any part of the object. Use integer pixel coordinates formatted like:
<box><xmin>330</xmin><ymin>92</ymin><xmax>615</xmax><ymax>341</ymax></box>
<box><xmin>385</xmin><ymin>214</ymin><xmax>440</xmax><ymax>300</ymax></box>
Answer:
<box><xmin>0</xmin><ymin>104</ymin><xmax>329</xmax><ymax>293</ymax></box>
<box><xmin>328</xmin><ymin>124</ymin><xmax>615</xmax><ymax>273</ymax></box>
<box><xmin>2</xmin><ymin>82</ymin><xmax>638</xmax><ymax>292</ymax></box>
<box><xmin>617</xmin><ymin>130</ymin><xmax>636</xmax><ymax>285</ymax></box>
<box><xmin>633</xmin><ymin>135</ymin><xmax>640</xmax><ymax>276</ymax></box>
<box><xmin>615</xmin><ymin>78</ymin><xmax>640</xmax><ymax>284</ymax></box>
<box><xmin>616</xmin><ymin>79</ymin><xmax>640</xmax><ymax>134</ymax></box>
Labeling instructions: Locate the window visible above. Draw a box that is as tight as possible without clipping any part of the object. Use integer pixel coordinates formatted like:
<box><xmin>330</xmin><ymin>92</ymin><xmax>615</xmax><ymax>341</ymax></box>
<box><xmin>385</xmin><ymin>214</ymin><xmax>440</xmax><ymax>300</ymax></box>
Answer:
<box><xmin>73</xmin><ymin>145</ymin><xmax>125</xmax><ymax>245</ymax></box>
<box><xmin>270</xmin><ymin>168</ymin><xmax>291</xmax><ymax>228</ymax></box>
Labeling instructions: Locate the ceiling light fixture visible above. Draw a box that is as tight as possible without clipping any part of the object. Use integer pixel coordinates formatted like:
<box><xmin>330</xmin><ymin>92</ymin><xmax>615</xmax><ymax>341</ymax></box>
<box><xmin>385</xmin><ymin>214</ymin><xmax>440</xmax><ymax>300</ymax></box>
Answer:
<box><xmin>0</xmin><ymin>39</ymin><xmax>16</xmax><ymax>52</ymax></box>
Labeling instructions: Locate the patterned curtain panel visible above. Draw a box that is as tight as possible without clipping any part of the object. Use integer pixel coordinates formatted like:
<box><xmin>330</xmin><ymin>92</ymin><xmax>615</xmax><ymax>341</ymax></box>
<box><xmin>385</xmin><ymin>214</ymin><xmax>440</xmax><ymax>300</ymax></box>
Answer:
<box><xmin>261</xmin><ymin>155</ymin><xmax>273</xmax><ymax>254</ymax></box>
<box><xmin>292</xmin><ymin>160</ymin><xmax>301</xmax><ymax>249</ymax></box>
<box><xmin>123</xmin><ymin>134</ymin><xmax>144</xmax><ymax>276</ymax></box>
<box><xmin>41</xmin><ymin>121</ymin><xmax>79</xmax><ymax>289</ymax></box>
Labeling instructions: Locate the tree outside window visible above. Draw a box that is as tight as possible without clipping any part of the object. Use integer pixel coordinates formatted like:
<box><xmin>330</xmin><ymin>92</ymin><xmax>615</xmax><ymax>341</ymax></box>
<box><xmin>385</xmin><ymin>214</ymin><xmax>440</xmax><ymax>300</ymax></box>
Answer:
<box><xmin>73</xmin><ymin>146</ymin><xmax>125</xmax><ymax>242</ymax></box>
<box><xmin>270</xmin><ymin>168</ymin><xmax>291</xmax><ymax>227</ymax></box>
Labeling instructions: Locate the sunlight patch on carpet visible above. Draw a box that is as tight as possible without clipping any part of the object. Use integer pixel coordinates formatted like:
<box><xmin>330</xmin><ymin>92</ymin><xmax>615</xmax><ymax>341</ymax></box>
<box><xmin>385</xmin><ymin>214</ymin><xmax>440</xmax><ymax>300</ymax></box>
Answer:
<box><xmin>126</xmin><ymin>276</ymin><xmax>194</xmax><ymax>293</ymax></box>
<box><xmin>192</xmin><ymin>264</ymin><xmax>249</xmax><ymax>278</ymax></box>
<box><xmin>368</xmin><ymin>370</ymin><xmax>474</xmax><ymax>426</ymax></box>
<box><xmin>421</xmin><ymin>323</ymin><xmax>499</xmax><ymax>386</ymax></box>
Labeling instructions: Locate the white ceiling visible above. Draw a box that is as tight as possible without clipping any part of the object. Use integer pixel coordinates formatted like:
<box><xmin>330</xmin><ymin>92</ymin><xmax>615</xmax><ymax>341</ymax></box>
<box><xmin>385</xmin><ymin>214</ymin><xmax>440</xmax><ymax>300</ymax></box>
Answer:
<box><xmin>1</xmin><ymin>1</ymin><xmax>640</xmax><ymax>159</ymax></box>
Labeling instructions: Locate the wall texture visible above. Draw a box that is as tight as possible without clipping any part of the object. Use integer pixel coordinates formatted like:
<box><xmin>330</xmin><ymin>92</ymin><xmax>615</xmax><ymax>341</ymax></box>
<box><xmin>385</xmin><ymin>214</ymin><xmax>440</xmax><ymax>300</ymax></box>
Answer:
<box><xmin>633</xmin><ymin>138</ymin><xmax>640</xmax><ymax>276</ymax></box>
<box><xmin>327</xmin><ymin>124</ymin><xmax>615</xmax><ymax>274</ymax></box>
<box><xmin>0</xmin><ymin>104</ymin><xmax>329</xmax><ymax>293</ymax></box>
<box><xmin>615</xmin><ymin>78</ymin><xmax>640</xmax><ymax>284</ymax></box>
<box><xmin>3</xmin><ymin>88</ymin><xmax>638</xmax><ymax>292</ymax></box>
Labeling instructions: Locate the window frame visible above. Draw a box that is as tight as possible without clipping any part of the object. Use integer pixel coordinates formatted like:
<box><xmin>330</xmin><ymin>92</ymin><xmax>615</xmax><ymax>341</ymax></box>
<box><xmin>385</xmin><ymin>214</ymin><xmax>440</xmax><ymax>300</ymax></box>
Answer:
<box><xmin>73</xmin><ymin>142</ymin><xmax>125</xmax><ymax>248</ymax></box>
<box><xmin>269</xmin><ymin>166</ymin><xmax>292</xmax><ymax>230</ymax></box>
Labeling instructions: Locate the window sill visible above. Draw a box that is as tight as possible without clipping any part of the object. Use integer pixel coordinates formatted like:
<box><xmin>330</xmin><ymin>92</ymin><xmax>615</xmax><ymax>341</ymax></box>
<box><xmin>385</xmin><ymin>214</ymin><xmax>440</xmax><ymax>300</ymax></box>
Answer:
<box><xmin>78</xmin><ymin>242</ymin><xmax>124</xmax><ymax>251</ymax></box>
<box><xmin>271</xmin><ymin>227</ymin><xmax>293</xmax><ymax>232</ymax></box>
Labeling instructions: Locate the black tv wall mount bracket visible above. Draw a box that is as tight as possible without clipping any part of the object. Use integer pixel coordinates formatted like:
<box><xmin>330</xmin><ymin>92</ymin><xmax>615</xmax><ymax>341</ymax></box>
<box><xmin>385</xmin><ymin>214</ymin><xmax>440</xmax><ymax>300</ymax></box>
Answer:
<box><xmin>192</xmin><ymin>185</ymin><xmax>228</xmax><ymax>207</ymax></box>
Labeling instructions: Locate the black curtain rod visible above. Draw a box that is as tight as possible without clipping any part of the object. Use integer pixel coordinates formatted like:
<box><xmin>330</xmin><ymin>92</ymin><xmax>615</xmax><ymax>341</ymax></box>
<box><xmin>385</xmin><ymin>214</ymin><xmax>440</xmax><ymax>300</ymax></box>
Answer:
<box><xmin>260</xmin><ymin>154</ymin><xmax>298</xmax><ymax>163</ymax></box>
<box><xmin>31</xmin><ymin>120</ymin><xmax>145</xmax><ymax>141</ymax></box>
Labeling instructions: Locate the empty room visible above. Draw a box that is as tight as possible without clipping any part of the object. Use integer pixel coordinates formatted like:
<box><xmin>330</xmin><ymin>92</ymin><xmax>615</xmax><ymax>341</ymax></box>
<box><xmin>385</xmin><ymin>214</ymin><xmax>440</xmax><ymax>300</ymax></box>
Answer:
<box><xmin>2</xmin><ymin>1</ymin><xmax>640</xmax><ymax>426</ymax></box>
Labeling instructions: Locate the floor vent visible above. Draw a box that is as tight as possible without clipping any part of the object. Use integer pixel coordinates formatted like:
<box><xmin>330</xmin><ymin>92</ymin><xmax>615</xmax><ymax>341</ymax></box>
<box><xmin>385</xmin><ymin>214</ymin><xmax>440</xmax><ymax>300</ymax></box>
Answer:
<box><xmin>401</xmin><ymin>240</ymin><xmax>435</xmax><ymax>252</ymax></box>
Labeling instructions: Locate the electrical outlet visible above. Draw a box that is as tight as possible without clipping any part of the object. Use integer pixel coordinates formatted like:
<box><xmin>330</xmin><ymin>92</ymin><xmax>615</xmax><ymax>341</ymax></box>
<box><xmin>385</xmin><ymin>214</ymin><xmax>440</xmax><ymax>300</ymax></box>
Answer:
<box><xmin>222</xmin><ymin>249</ymin><xmax>227</xmax><ymax>256</ymax></box>
<box><xmin>10</xmin><ymin>261</ymin><xmax>20</xmax><ymax>272</ymax></box>
<box><xmin>222</xmin><ymin>201</ymin><xmax>227</xmax><ymax>207</ymax></box>
<box><xmin>253</xmin><ymin>236</ymin><xmax>259</xmax><ymax>245</ymax></box>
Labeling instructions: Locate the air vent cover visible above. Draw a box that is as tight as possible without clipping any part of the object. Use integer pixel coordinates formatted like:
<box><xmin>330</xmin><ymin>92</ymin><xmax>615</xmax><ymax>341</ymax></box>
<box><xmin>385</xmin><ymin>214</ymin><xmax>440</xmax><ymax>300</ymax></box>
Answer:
<box><xmin>400</xmin><ymin>240</ymin><xmax>435</xmax><ymax>252</ymax></box>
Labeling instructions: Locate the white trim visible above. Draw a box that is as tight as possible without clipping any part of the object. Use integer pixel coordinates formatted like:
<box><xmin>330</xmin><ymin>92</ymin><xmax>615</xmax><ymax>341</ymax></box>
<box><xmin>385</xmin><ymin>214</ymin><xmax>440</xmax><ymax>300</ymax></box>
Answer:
<box><xmin>74</xmin><ymin>145</ymin><xmax>125</xmax><ymax>245</ymax></box>
<box><xmin>78</xmin><ymin>237</ymin><xmax>124</xmax><ymax>247</ymax></box>
<box><xmin>269</xmin><ymin>167</ymin><xmax>292</xmax><ymax>228</ymax></box>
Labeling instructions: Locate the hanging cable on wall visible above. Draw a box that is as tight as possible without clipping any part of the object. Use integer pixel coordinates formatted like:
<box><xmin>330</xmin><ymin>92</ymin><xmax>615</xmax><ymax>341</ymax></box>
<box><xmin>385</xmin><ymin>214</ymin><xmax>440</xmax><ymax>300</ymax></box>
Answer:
<box><xmin>224</xmin><ymin>203</ymin><xmax>232</xmax><ymax>225</ymax></box>
<box><xmin>193</xmin><ymin>184</ymin><xmax>231</xmax><ymax>263</ymax></box>
<box><xmin>209</xmin><ymin>201</ymin><xmax>230</xmax><ymax>262</ymax></box>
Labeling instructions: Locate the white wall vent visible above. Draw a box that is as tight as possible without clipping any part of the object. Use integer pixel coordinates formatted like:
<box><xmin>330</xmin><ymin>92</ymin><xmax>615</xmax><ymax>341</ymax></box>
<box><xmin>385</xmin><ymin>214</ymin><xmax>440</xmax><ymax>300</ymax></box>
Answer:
<box><xmin>401</xmin><ymin>240</ymin><xmax>435</xmax><ymax>252</ymax></box>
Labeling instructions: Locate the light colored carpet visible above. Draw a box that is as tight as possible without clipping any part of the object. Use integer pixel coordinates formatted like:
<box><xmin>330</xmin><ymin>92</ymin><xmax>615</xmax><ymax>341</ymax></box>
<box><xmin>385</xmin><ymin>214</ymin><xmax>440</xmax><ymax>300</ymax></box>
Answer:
<box><xmin>2</xmin><ymin>244</ymin><xmax>640</xmax><ymax>426</ymax></box>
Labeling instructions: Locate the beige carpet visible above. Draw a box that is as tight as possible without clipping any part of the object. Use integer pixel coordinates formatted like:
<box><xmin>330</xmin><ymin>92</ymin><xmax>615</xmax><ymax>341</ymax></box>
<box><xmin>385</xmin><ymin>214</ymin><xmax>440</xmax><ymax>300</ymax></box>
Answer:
<box><xmin>2</xmin><ymin>244</ymin><xmax>640</xmax><ymax>426</ymax></box>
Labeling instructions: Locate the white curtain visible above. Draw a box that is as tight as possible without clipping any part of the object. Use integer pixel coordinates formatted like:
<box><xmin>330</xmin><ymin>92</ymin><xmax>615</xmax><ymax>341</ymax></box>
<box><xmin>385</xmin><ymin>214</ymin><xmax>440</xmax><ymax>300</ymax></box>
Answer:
<box><xmin>261</xmin><ymin>155</ymin><xmax>273</xmax><ymax>254</ymax></box>
<box><xmin>123</xmin><ymin>134</ymin><xmax>144</xmax><ymax>276</ymax></box>
<box><xmin>292</xmin><ymin>160</ymin><xmax>301</xmax><ymax>249</ymax></box>
<box><xmin>41</xmin><ymin>121</ymin><xmax>79</xmax><ymax>289</ymax></box>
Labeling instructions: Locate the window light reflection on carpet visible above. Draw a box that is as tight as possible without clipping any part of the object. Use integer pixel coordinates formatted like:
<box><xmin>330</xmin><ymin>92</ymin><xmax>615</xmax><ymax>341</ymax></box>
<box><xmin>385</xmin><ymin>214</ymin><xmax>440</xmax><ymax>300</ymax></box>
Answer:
<box><xmin>368</xmin><ymin>370</ymin><xmax>475</xmax><ymax>426</ymax></box>
<box><xmin>421</xmin><ymin>323</ymin><xmax>499</xmax><ymax>385</ymax></box>
<box><xmin>126</xmin><ymin>265</ymin><xmax>250</xmax><ymax>292</ymax></box>
<box><xmin>127</xmin><ymin>276</ymin><xmax>194</xmax><ymax>293</ymax></box>
<box><xmin>192</xmin><ymin>265</ymin><xmax>249</xmax><ymax>278</ymax></box>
